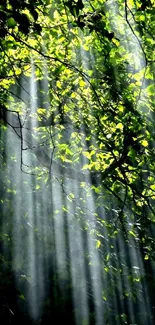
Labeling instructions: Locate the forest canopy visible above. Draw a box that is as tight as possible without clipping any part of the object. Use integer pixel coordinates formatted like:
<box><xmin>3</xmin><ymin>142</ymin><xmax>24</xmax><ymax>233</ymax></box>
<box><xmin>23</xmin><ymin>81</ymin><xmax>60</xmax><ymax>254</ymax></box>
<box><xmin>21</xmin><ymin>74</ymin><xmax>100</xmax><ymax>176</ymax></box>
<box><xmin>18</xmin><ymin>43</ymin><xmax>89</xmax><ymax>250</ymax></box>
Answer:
<box><xmin>1</xmin><ymin>0</ymin><xmax>155</xmax><ymax>324</ymax></box>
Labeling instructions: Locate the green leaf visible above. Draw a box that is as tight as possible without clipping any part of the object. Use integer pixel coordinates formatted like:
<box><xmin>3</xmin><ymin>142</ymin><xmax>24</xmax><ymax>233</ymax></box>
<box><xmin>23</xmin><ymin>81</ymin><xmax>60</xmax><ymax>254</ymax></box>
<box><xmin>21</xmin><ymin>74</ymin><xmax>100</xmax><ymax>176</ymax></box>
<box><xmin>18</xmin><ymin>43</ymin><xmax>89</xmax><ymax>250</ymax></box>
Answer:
<box><xmin>96</xmin><ymin>240</ymin><xmax>101</xmax><ymax>249</ymax></box>
<box><xmin>144</xmin><ymin>254</ymin><xmax>149</xmax><ymax>260</ymax></box>
<box><xmin>146</xmin><ymin>84</ymin><xmax>155</xmax><ymax>96</ymax></box>
<box><xmin>18</xmin><ymin>294</ymin><xmax>25</xmax><ymax>301</ymax></box>
<box><xmin>79</xmin><ymin>79</ymin><xmax>86</xmax><ymax>87</ymax></box>
<box><xmin>141</xmin><ymin>140</ymin><xmax>148</xmax><ymax>147</ymax></box>
<box><xmin>129</xmin><ymin>230</ymin><xmax>136</xmax><ymax>237</ymax></box>
<box><xmin>7</xmin><ymin>17</ymin><xmax>17</xmax><ymax>28</ymax></box>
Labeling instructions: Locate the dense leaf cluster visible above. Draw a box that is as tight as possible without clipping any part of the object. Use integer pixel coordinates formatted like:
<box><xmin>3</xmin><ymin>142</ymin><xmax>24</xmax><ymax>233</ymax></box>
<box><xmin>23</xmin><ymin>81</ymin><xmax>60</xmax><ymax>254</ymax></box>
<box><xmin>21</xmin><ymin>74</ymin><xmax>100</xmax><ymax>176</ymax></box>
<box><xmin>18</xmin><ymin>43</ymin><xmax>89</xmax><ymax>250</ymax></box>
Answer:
<box><xmin>0</xmin><ymin>0</ymin><xmax>42</xmax><ymax>37</ymax></box>
<box><xmin>1</xmin><ymin>0</ymin><xmax>155</xmax><ymax>324</ymax></box>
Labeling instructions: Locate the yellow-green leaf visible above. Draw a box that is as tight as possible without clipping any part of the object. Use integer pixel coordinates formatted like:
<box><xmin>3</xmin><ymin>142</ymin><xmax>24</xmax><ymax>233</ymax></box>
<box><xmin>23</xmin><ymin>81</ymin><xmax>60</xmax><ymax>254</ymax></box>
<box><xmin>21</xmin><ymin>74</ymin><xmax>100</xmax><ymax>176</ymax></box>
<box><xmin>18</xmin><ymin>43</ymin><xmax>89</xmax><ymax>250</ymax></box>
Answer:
<box><xmin>141</xmin><ymin>140</ymin><xmax>148</xmax><ymax>147</ymax></box>
<box><xmin>96</xmin><ymin>240</ymin><xmax>101</xmax><ymax>249</ymax></box>
<box><xmin>144</xmin><ymin>255</ymin><xmax>149</xmax><ymax>260</ymax></box>
<box><xmin>79</xmin><ymin>80</ymin><xmax>85</xmax><ymax>87</ymax></box>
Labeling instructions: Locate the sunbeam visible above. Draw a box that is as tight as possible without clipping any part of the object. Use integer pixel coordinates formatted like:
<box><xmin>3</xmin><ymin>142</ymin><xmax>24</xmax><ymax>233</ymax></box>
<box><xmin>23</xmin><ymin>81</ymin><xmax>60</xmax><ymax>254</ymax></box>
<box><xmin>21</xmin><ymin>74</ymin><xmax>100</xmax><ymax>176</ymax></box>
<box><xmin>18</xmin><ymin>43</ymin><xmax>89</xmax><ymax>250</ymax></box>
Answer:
<box><xmin>1</xmin><ymin>1</ymin><xmax>155</xmax><ymax>324</ymax></box>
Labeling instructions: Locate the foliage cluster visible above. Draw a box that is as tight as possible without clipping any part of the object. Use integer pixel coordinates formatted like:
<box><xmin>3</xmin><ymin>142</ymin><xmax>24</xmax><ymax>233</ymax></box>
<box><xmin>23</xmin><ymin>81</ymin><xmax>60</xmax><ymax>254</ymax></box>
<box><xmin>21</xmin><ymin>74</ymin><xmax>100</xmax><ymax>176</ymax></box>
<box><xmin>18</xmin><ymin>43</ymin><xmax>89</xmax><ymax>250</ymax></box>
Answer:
<box><xmin>1</xmin><ymin>0</ymin><xmax>155</xmax><ymax>324</ymax></box>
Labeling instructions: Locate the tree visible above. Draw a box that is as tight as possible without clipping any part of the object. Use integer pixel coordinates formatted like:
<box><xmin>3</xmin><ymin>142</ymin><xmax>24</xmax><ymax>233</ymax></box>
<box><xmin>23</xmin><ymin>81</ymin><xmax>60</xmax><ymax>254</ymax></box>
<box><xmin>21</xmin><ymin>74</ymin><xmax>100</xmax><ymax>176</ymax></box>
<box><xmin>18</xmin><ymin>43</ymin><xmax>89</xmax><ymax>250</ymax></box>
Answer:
<box><xmin>1</xmin><ymin>0</ymin><xmax>155</xmax><ymax>324</ymax></box>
